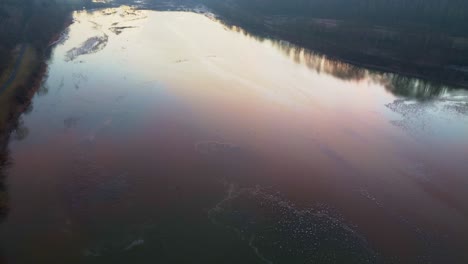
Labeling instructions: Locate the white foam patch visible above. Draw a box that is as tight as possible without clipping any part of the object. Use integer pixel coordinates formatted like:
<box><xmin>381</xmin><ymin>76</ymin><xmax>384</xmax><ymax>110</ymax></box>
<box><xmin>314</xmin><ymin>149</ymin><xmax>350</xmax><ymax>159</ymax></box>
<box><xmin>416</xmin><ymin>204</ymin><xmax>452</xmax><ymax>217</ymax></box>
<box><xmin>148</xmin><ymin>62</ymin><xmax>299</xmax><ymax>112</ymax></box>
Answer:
<box><xmin>125</xmin><ymin>239</ymin><xmax>145</xmax><ymax>250</ymax></box>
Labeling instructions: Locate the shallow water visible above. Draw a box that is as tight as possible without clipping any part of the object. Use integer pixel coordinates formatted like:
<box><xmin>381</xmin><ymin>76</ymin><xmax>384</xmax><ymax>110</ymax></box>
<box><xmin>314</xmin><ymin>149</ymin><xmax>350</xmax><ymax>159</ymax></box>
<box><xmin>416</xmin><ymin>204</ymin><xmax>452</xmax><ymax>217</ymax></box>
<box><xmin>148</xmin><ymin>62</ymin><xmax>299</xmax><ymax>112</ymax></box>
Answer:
<box><xmin>1</xmin><ymin>7</ymin><xmax>468</xmax><ymax>264</ymax></box>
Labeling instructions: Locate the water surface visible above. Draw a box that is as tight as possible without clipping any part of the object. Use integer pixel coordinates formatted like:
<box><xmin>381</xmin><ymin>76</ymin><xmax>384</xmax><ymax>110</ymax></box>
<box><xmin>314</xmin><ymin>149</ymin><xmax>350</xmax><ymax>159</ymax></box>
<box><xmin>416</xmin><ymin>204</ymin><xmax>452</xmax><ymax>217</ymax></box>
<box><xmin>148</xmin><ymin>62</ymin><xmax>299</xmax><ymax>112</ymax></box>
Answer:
<box><xmin>1</xmin><ymin>7</ymin><xmax>468</xmax><ymax>264</ymax></box>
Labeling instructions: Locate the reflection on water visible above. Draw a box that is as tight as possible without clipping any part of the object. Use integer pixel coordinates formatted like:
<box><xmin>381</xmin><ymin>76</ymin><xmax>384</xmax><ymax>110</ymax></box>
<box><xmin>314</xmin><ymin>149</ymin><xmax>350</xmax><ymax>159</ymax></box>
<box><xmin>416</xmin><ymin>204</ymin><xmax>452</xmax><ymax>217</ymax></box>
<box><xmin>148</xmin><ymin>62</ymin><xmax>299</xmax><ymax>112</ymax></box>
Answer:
<box><xmin>231</xmin><ymin>26</ymin><xmax>460</xmax><ymax>100</ymax></box>
<box><xmin>0</xmin><ymin>148</ymin><xmax>8</xmax><ymax>223</ymax></box>
<box><xmin>0</xmin><ymin>7</ymin><xmax>467</xmax><ymax>264</ymax></box>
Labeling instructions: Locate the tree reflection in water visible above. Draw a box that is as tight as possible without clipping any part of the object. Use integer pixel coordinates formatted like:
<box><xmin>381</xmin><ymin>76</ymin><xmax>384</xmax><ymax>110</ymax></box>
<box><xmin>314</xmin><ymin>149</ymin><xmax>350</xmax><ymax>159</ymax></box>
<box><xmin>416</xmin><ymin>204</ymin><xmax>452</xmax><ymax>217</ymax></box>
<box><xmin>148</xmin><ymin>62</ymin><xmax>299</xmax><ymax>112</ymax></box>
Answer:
<box><xmin>0</xmin><ymin>80</ymin><xmax>38</xmax><ymax>224</ymax></box>
<box><xmin>228</xmin><ymin>25</ymin><xmax>461</xmax><ymax>100</ymax></box>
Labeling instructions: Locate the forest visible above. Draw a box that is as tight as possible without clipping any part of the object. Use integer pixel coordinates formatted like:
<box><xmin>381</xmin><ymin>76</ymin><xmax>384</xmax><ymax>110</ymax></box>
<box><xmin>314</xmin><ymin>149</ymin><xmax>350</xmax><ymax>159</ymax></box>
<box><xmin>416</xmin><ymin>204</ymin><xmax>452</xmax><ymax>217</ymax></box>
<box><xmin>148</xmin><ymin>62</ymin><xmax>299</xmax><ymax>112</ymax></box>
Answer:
<box><xmin>202</xmin><ymin>0</ymin><xmax>468</xmax><ymax>36</ymax></box>
<box><xmin>0</xmin><ymin>0</ymin><xmax>93</xmax><ymax>73</ymax></box>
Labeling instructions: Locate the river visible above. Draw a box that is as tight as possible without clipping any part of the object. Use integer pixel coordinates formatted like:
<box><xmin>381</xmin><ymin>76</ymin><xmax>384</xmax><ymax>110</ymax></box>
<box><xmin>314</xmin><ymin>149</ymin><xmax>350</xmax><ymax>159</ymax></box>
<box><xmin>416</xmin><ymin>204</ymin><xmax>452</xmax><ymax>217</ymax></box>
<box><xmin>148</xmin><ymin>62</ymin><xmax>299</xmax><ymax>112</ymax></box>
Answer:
<box><xmin>0</xmin><ymin>7</ymin><xmax>467</xmax><ymax>264</ymax></box>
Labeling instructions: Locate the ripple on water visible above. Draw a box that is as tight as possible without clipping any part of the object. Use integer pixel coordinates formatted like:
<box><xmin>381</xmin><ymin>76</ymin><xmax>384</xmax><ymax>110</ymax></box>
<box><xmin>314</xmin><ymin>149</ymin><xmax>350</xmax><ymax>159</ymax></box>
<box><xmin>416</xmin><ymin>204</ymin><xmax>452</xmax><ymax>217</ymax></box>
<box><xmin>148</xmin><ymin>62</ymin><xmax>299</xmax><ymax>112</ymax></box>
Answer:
<box><xmin>65</xmin><ymin>142</ymin><xmax>129</xmax><ymax>214</ymax></box>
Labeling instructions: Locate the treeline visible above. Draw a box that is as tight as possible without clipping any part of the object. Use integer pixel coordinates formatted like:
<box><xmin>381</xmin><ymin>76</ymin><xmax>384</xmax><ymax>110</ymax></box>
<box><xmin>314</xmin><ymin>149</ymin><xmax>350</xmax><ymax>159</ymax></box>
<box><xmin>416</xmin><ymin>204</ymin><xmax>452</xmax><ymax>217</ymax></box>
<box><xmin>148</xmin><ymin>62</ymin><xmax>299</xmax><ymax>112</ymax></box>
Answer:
<box><xmin>0</xmin><ymin>0</ymin><xmax>93</xmax><ymax>73</ymax></box>
<box><xmin>203</xmin><ymin>0</ymin><xmax>468</xmax><ymax>37</ymax></box>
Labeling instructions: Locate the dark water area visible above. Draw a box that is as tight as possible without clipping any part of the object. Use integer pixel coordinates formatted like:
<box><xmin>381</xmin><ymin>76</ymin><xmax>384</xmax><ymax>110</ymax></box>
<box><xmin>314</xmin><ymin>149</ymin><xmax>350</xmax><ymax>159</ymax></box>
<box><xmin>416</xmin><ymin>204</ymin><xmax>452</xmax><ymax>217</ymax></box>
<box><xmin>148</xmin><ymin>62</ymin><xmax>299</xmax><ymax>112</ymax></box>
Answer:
<box><xmin>0</xmin><ymin>6</ymin><xmax>468</xmax><ymax>264</ymax></box>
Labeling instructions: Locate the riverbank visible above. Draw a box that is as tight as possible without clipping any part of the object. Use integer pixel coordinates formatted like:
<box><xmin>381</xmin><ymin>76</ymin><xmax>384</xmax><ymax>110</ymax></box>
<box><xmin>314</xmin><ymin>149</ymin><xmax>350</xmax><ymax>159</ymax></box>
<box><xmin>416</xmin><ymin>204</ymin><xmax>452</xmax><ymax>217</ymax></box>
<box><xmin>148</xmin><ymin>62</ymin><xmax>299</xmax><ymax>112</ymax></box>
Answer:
<box><xmin>0</xmin><ymin>3</ymin><xmax>90</xmax><ymax>223</ymax></box>
<box><xmin>0</xmin><ymin>9</ymin><xmax>77</xmax><ymax>140</ymax></box>
<box><xmin>0</xmin><ymin>44</ymin><xmax>46</xmax><ymax>224</ymax></box>
<box><xmin>0</xmin><ymin>45</ymin><xmax>39</xmax><ymax>130</ymax></box>
<box><xmin>0</xmin><ymin>0</ymin><xmax>101</xmax><ymax>139</ymax></box>
<box><xmin>199</xmin><ymin>1</ymin><xmax>468</xmax><ymax>89</ymax></box>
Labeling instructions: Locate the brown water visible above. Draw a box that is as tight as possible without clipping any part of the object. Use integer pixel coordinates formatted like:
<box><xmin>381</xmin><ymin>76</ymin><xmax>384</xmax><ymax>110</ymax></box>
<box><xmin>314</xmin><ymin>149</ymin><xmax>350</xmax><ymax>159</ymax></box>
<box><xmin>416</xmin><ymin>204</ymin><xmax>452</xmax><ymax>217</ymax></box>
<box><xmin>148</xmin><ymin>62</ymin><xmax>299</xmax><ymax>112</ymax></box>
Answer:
<box><xmin>1</xmin><ymin>7</ymin><xmax>468</xmax><ymax>264</ymax></box>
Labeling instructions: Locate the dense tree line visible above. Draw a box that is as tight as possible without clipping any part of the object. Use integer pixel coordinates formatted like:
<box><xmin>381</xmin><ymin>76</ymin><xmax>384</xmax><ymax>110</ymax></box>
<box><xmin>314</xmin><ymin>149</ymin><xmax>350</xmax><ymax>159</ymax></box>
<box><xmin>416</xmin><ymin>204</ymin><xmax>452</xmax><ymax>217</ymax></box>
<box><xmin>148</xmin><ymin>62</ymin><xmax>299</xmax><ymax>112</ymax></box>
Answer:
<box><xmin>0</xmin><ymin>0</ymin><xmax>93</xmax><ymax>73</ymax></box>
<box><xmin>202</xmin><ymin>0</ymin><xmax>468</xmax><ymax>37</ymax></box>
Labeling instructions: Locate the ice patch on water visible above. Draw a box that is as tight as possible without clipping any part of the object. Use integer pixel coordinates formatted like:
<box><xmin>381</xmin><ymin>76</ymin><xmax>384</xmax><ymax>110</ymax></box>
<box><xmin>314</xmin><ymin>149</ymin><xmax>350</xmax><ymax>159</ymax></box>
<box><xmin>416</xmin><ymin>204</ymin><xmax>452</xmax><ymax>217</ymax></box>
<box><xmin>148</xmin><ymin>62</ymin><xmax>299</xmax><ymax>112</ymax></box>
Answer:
<box><xmin>357</xmin><ymin>188</ymin><xmax>384</xmax><ymax>208</ymax></box>
<box><xmin>386</xmin><ymin>97</ymin><xmax>468</xmax><ymax>138</ymax></box>
<box><xmin>209</xmin><ymin>185</ymin><xmax>378</xmax><ymax>263</ymax></box>
<box><xmin>109</xmin><ymin>26</ymin><xmax>138</xmax><ymax>35</ymax></box>
<box><xmin>98</xmin><ymin>6</ymin><xmax>147</xmax><ymax>21</ymax></box>
<box><xmin>65</xmin><ymin>35</ymin><xmax>109</xmax><ymax>61</ymax></box>
<box><xmin>443</xmin><ymin>101</ymin><xmax>468</xmax><ymax>115</ymax></box>
<box><xmin>124</xmin><ymin>239</ymin><xmax>144</xmax><ymax>250</ymax></box>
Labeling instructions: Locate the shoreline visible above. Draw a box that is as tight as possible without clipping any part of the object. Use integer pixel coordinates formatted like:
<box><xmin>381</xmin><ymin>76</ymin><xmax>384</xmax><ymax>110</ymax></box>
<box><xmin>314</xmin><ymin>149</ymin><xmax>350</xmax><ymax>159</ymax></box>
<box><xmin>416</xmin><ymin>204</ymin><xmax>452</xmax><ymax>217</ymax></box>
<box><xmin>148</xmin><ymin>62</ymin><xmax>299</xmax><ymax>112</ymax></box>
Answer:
<box><xmin>0</xmin><ymin>15</ymin><xmax>74</xmax><ymax>150</ymax></box>
<box><xmin>198</xmin><ymin>4</ymin><xmax>468</xmax><ymax>89</ymax></box>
